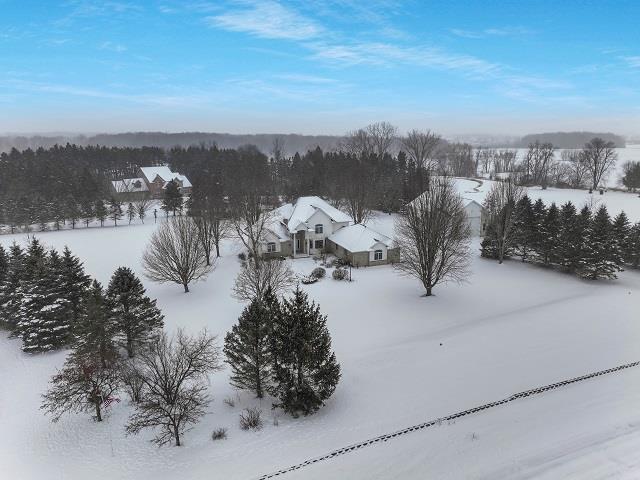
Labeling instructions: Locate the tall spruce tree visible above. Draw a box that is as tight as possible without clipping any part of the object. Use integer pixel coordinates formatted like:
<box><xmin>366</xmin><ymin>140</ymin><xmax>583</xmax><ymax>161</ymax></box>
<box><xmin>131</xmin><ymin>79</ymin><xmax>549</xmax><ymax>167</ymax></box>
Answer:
<box><xmin>612</xmin><ymin>211</ymin><xmax>631</xmax><ymax>265</ymax></box>
<box><xmin>512</xmin><ymin>195</ymin><xmax>535</xmax><ymax>262</ymax></box>
<box><xmin>224</xmin><ymin>288</ymin><xmax>278</xmax><ymax>398</ymax></box>
<box><xmin>162</xmin><ymin>180</ymin><xmax>183</xmax><ymax>216</ymax></box>
<box><xmin>556</xmin><ymin>202</ymin><xmax>581</xmax><ymax>271</ymax></box>
<box><xmin>17</xmin><ymin>248</ymin><xmax>72</xmax><ymax>352</ymax></box>
<box><xmin>0</xmin><ymin>244</ymin><xmax>8</xmax><ymax>327</ymax></box>
<box><xmin>530</xmin><ymin>198</ymin><xmax>547</xmax><ymax>259</ymax></box>
<box><xmin>270</xmin><ymin>287</ymin><xmax>340</xmax><ymax>416</ymax></box>
<box><xmin>0</xmin><ymin>243</ymin><xmax>24</xmax><ymax>329</ymax></box>
<box><xmin>579</xmin><ymin>205</ymin><xmax>623</xmax><ymax>279</ymax></box>
<box><xmin>74</xmin><ymin>280</ymin><xmax>119</xmax><ymax>367</ymax></box>
<box><xmin>106</xmin><ymin>267</ymin><xmax>164</xmax><ymax>358</ymax></box>
<box><xmin>60</xmin><ymin>246</ymin><xmax>91</xmax><ymax>325</ymax></box>
<box><xmin>536</xmin><ymin>202</ymin><xmax>561</xmax><ymax>266</ymax></box>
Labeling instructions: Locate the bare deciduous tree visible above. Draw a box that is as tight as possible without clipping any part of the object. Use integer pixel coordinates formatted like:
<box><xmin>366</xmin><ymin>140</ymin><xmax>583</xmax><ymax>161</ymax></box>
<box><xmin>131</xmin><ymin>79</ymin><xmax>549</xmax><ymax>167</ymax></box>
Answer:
<box><xmin>394</xmin><ymin>177</ymin><xmax>471</xmax><ymax>296</ymax></box>
<box><xmin>561</xmin><ymin>149</ymin><xmax>589</xmax><ymax>188</ymax></box>
<box><xmin>142</xmin><ymin>216</ymin><xmax>211</xmax><ymax>292</ymax></box>
<box><xmin>522</xmin><ymin>141</ymin><xmax>555</xmax><ymax>188</ymax></box>
<box><xmin>483</xmin><ymin>178</ymin><xmax>525</xmax><ymax>264</ymax></box>
<box><xmin>231</xmin><ymin>196</ymin><xmax>272</xmax><ymax>264</ymax></box>
<box><xmin>136</xmin><ymin>197</ymin><xmax>152</xmax><ymax>223</ymax></box>
<box><xmin>582</xmin><ymin>137</ymin><xmax>618</xmax><ymax>191</ymax></box>
<box><xmin>125</xmin><ymin>329</ymin><xmax>222</xmax><ymax>446</ymax></box>
<box><xmin>41</xmin><ymin>351</ymin><xmax>121</xmax><ymax>423</ymax></box>
<box><xmin>194</xmin><ymin>215</ymin><xmax>230</xmax><ymax>265</ymax></box>
<box><xmin>366</xmin><ymin>121</ymin><xmax>398</xmax><ymax>157</ymax></box>
<box><xmin>271</xmin><ymin>136</ymin><xmax>286</xmax><ymax>162</ymax></box>
<box><xmin>233</xmin><ymin>258</ymin><xmax>296</xmax><ymax>302</ymax></box>
<box><xmin>401</xmin><ymin>129</ymin><xmax>441</xmax><ymax>173</ymax></box>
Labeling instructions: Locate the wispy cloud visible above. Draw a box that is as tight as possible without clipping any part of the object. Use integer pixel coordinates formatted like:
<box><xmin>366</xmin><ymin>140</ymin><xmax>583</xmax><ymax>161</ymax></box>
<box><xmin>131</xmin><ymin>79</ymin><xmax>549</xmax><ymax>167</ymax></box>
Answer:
<box><xmin>450</xmin><ymin>26</ymin><xmax>533</xmax><ymax>39</ymax></box>
<box><xmin>273</xmin><ymin>73</ymin><xmax>337</xmax><ymax>84</ymax></box>
<box><xmin>206</xmin><ymin>1</ymin><xmax>322</xmax><ymax>40</ymax></box>
<box><xmin>100</xmin><ymin>41</ymin><xmax>127</xmax><ymax>52</ymax></box>
<box><xmin>622</xmin><ymin>56</ymin><xmax>640</xmax><ymax>68</ymax></box>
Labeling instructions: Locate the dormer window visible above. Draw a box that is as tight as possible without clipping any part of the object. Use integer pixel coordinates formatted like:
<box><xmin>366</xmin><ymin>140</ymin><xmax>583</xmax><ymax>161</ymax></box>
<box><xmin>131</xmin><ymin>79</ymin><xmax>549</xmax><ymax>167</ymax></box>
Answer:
<box><xmin>315</xmin><ymin>224</ymin><xmax>323</xmax><ymax>234</ymax></box>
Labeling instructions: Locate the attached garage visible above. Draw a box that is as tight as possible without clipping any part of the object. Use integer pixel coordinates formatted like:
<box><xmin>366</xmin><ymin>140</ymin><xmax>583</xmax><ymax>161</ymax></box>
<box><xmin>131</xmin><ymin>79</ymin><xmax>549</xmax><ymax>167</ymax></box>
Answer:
<box><xmin>326</xmin><ymin>224</ymin><xmax>399</xmax><ymax>267</ymax></box>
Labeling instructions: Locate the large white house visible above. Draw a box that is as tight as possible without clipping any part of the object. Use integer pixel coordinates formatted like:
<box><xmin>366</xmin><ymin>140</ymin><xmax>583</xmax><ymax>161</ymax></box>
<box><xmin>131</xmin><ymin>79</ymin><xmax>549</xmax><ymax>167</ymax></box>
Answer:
<box><xmin>261</xmin><ymin>196</ymin><xmax>351</xmax><ymax>257</ymax></box>
<box><xmin>259</xmin><ymin>196</ymin><xmax>399</xmax><ymax>265</ymax></box>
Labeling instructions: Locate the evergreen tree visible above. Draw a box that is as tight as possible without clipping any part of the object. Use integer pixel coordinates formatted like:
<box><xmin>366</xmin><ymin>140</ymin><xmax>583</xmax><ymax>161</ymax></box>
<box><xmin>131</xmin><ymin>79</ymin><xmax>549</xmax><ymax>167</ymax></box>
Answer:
<box><xmin>512</xmin><ymin>195</ymin><xmax>535</xmax><ymax>262</ymax></box>
<box><xmin>106</xmin><ymin>267</ymin><xmax>163</xmax><ymax>358</ymax></box>
<box><xmin>612</xmin><ymin>211</ymin><xmax>631</xmax><ymax>264</ymax></box>
<box><xmin>536</xmin><ymin>202</ymin><xmax>561</xmax><ymax>266</ymax></box>
<box><xmin>556</xmin><ymin>202</ymin><xmax>581</xmax><ymax>271</ymax></box>
<box><xmin>628</xmin><ymin>222</ymin><xmax>640</xmax><ymax>268</ymax></box>
<box><xmin>579</xmin><ymin>205</ymin><xmax>623</xmax><ymax>279</ymax></box>
<box><xmin>224</xmin><ymin>289</ymin><xmax>277</xmax><ymax>398</ymax></box>
<box><xmin>137</xmin><ymin>202</ymin><xmax>147</xmax><ymax>223</ymax></box>
<box><xmin>65</xmin><ymin>196</ymin><xmax>81</xmax><ymax>229</ymax></box>
<box><xmin>162</xmin><ymin>180</ymin><xmax>183</xmax><ymax>216</ymax></box>
<box><xmin>95</xmin><ymin>199</ymin><xmax>107</xmax><ymax>227</ymax></box>
<box><xmin>0</xmin><ymin>244</ymin><xmax>8</xmax><ymax>327</ymax></box>
<box><xmin>0</xmin><ymin>243</ymin><xmax>24</xmax><ymax>329</ymax></box>
<box><xmin>269</xmin><ymin>287</ymin><xmax>340</xmax><ymax>416</ymax></box>
<box><xmin>126</xmin><ymin>202</ymin><xmax>136</xmax><ymax>224</ymax></box>
<box><xmin>480</xmin><ymin>223</ymin><xmax>499</xmax><ymax>259</ymax></box>
<box><xmin>530</xmin><ymin>198</ymin><xmax>547</xmax><ymax>258</ymax></box>
<box><xmin>60</xmin><ymin>246</ymin><xmax>91</xmax><ymax>325</ymax></box>
<box><xmin>74</xmin><ymin>280</ymin><xmax>119</xmax><ymax>367</ymax></box>
<box><xmin>81</xmin><ymin>200</ymin><xmax>94</xmax><ymax>227</ymax></box>
<box><xmin>17</xmin><ymin>248</ymin><xmax>72</xmax><ymax>352</ymax></box>
<box><xmin>108</xmin><ymin>198</ymin><xmax>123</xmax><ymax>226</ymax></box>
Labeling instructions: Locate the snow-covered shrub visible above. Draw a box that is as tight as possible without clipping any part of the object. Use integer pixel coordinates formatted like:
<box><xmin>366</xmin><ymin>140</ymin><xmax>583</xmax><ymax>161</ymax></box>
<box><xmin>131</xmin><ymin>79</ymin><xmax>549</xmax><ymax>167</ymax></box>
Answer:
<box><xmin>332</xmin><ymin>268</ymin><xmax>348</xmax><ymax>281</ymax></box>
<box><xmin>301</xmin><ymin>276</ymin><xmax>318</xmax><ymax>285</ymax></box>
<box><xmin>211</xmin><ymin>428</ymin><xmax>227</xmax><ymax>441</ymax></box>
<box><xmin>311</xmin><ymin>267</ymin><xmax>326</xmax><ymax>279</ymax></box>
<box><xmin>239</xmin><ymin>407</ymin><xmax>263</xmax><ymax>431</ymax></box>
<box><xmin>223</xmin><ymin>397</ymin><xmax>236</xmax><ymax>408</ymax></box>
<box><xmin>237</xmin><ymin>252</ymin><xmax>247</xmax><ymax>262</ymax></box>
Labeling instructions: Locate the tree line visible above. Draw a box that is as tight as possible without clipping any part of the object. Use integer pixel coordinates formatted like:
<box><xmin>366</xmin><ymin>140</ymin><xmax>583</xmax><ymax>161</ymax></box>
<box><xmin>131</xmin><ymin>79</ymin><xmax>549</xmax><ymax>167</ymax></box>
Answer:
<box><xmin>481</xmin><ymin>182</ymin><xmax>640</xmax><ymax>279</ymax></box>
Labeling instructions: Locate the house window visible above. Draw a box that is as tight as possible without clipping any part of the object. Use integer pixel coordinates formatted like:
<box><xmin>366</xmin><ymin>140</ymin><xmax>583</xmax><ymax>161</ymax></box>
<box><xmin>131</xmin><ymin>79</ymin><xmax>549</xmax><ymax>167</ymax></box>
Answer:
<box><xmin>315</xmin><ymin>240</ymin><xmax>324</xmax><ymax>249</ymax></box>
<box><xmin>374</xmin><ymin>250</ymin><xmax>383</xmax><ymax>261</ymax></box>
<box><xmin>267</xmin><ymin>242</ymin><xmax>276</xmax><ymax>253</ymax></box>
<box><xmin>315</xmin><ymin>224</ymin><xmax>323</xmax><ymax>234</ymax></box>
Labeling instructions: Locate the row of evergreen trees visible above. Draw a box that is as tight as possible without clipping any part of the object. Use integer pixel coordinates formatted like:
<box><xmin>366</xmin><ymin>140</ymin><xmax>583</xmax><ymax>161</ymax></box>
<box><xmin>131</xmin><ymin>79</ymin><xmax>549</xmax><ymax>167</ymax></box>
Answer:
<box><xmin>0</xmin><ymin>238</ymin><xmax>163</xmax><ymax>354</ymax></box>
<box><xmin>224</xmin><ymin>287</ymin><xmax>341</xmax><ymax>417</ymax></box>
<box><xmin>482</xmin><ymin>197</ymin><xmax>640</xmax><ymax>279</ymax></box>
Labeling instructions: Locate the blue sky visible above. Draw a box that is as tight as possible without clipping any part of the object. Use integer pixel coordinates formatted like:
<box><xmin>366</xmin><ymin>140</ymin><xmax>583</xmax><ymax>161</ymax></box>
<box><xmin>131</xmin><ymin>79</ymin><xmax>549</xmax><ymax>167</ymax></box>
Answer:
<box><xmin>1</xmin><ymin>0</ymin><xmax>639</xmax><ymax>135</ymax></box>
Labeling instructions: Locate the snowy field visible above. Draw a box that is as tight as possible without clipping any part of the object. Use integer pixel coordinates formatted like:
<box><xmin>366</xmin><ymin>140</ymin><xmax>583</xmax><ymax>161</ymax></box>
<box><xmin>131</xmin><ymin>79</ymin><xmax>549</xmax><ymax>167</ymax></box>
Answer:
<box><xmin>1</xmin><ymin>197</ymin><xmax>640</xmax><ymax>479</ymax></box>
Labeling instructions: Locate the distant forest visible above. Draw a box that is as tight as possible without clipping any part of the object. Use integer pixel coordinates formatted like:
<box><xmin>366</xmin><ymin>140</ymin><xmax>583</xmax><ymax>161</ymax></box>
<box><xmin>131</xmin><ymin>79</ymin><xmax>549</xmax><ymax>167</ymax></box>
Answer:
<box><xmin>518</xmin><ymin>132</ymin><xmax>626</xmax><ymax>149</ymax></box>
<box><xmin>0</xmin><ymin>132</ymin><xmax>341</xmax><ymax>157</ymax></box>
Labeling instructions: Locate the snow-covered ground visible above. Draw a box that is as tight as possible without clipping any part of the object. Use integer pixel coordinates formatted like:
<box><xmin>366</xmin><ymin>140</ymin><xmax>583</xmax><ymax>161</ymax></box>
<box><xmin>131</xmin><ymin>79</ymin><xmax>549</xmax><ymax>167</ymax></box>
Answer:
<box><xmin>1</xmin><ymin>201</ymin><xmax>640</xmax><ymax>479</ymax></box>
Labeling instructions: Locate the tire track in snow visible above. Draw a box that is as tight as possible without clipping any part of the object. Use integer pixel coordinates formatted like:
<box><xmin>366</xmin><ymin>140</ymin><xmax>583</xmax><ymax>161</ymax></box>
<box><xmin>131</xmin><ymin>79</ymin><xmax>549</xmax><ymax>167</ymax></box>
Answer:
<box><xmin>254</xmin><ymin>360</ymin><xmax>640</xmax><ymax>480</ymax></box>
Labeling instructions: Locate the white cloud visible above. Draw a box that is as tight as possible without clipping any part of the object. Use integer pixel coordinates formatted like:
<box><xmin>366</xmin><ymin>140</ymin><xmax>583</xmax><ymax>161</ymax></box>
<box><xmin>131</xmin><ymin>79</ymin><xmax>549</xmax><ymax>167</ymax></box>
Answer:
<box><xmin>451</xmin><ymin>26</ymin><xmax>533</xmax><ymax>39</ymax></box>
<box><xmin>622</xmin><ymin>56</ymin><xmax>640</xmax><ymax>68</ymax></box>
<box><xmin>207</xmin><ymin>1</ymin><xmax>322</xmax><ymax>40</ymax></box>
<box><xmin>100</xmin><ymin>41</ymin><xmax>127</xmax><ymax>52</ymax></box>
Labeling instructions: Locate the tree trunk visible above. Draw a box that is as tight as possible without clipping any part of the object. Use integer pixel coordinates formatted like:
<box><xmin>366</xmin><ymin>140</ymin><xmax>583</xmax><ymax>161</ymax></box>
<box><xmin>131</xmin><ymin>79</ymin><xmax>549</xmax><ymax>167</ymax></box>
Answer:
<box><xmin>95</xmin><ymin>401</ymin><xmax>102</xmax><ymax>422</ymax></box>
<box><xmin>215</xmin><ymin>243</ymin><xmax>220</xmax><ymax>258</ymax></box>
<box><xmin>174</xmin><ymin>427</ymin><xmax>181</xmax><ymax>446</ymax></box>
<box><xmin>425</xmin><ymin>286</ymin><xmax>433</xmax><ymax>296</ymax></box>
<box><xmin>127</xmin><ymin>336</ymin><xmax>134</xmax><ymax>358</ymax></box>
<box><xmin>183</xmin><ymin>283</ymin><xmax>189</xmax><ymax>293</ymax></box>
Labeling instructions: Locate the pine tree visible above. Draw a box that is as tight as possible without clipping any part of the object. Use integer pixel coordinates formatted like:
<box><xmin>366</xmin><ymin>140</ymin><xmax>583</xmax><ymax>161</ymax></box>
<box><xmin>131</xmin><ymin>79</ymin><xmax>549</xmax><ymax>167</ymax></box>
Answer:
<box><xmin>0</xmin><ymin>244</ymin><xmax>8</xmax><ymax>326</ymax></box>
<box><xmin>127</xmin><ymin>202</ymin><xmax>136</xmax><ymax>224</ymax></box>
<box><xmin>512</xmin><ymin>195</ymin><xmax>535</xmax><ymax>262</ymax></box>
<box><xmin>270</xmin><ymin>287</ymin><xmax>340</xmax><ymax>416</ymax></box>
<box><xmin>17</xmin><ymin>248</ymin><xmax>72</xmax><ymax>352</ymax></box>
<box><xmin>536</xmin><ymin>202</ymin><xmax>561</xmax><ymax>266</ymax></box>
<box><xmin>60</xmin><ymin>246</ymin><xmax>91</xmax><ymax>325</ymax></box>
<box><xmin>0</xmin><ymin>243</ymin><xmax>24</xmax><ymax>329</ymax></box>
<box><xmin>556</xmin><ymin>202</ymin><xmax>581</xmax><ymax>271</ymax></box>
<box><xmin>530</xmin><ymin>198</ymin><xmax>547</xmax><ymax>259</ymax></box>
<box><xmin>579</xmin><ymin>205</ymin><xmax>623</xmax><ymax>279</ymax></box>
<box><xmin>108</xmin><ymin>198</ymin><xmax>123</xmax><ymax>226</ymax></box>
<box><xmin>224</xmin><ymin>290</ymin><xmax>277</xmax><ymax>398</ymax></box>
<box><xmin>162</xmin><ymin>180</ymin><xmax>183</xmax><ymax>216</ymax></box>
<box><xmin>480</xmin><ymin>223</ymin><xmax>499</xmax><ymax>259</ymax></box>
<box><xmin>106</xmin><ymin>267</ymin><xmax>163</xmax><ymax>358</ymax></box>
<box><xmin>612</xmin><ymin>211</ymin><xmax>631</xmax><ymax>265</ymax></box>
<box><xmin>95</xmin><ymin>199</ymin><xmax>107</xmax><ymax>227</ymax></box>
<box><xmin>74</xmin><ymin>280</ymin><xmax>119</xmax><ymax>367</ymax></box>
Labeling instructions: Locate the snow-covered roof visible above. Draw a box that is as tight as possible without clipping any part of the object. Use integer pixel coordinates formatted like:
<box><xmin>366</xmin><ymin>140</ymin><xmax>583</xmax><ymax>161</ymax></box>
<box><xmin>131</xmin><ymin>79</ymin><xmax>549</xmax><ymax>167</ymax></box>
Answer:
<box><xmin>139</xmin><ymin>166</ymin><xmax>192</xmax><ymax>188</ymax></box>
<box><xmin>328</xmin><ymin>224</ymin><xmax>393</xmax><ymax>253</ymax></box>
<box><xmin>462</xmin><ymin>198</ymin><xmax>484</xmax><ymax>209</ymax></box>
<box><xmin>111</xmin><ymin>178</ymin><xmax>148</xmax><ymax>193</ymax></box>
<box><xmin>285</xmin><ymin>196</ymin><xmax>351</xmax><ymax>233</ymax></box>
